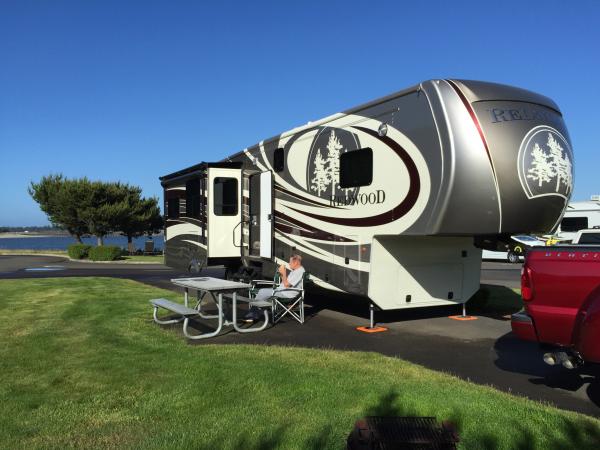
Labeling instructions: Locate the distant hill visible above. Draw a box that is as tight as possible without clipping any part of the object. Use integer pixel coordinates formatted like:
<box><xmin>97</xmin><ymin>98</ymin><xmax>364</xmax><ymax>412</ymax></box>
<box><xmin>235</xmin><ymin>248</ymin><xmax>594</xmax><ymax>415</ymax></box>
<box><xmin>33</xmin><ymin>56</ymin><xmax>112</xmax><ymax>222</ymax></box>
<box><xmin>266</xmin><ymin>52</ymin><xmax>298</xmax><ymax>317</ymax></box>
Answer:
<box><xmin>0</xmin><ymin>226</ymin><xmax>67</xmax><ymax>235</ymax></box>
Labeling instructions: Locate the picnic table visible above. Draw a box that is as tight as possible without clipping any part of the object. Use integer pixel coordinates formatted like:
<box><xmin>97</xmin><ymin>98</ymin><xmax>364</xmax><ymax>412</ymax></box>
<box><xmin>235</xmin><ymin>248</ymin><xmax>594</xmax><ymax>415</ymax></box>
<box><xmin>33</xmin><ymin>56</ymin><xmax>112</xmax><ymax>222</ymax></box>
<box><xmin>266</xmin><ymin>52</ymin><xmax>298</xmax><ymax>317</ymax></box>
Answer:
<box><xmin>150</xmin><ymin>276</ymin><xmax>268</xmax><ymax>340</ymax></box>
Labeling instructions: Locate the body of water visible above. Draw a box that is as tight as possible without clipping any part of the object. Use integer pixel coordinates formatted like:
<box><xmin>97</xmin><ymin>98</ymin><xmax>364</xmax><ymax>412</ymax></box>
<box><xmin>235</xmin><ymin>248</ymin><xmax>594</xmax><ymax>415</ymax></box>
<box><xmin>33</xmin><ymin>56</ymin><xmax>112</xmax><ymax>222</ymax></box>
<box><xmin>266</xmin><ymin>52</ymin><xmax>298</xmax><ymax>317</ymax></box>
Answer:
<box><xmin>0</xmin><ymin>234</ymin><xmax>164</xmax><ymax>251</ymax></box>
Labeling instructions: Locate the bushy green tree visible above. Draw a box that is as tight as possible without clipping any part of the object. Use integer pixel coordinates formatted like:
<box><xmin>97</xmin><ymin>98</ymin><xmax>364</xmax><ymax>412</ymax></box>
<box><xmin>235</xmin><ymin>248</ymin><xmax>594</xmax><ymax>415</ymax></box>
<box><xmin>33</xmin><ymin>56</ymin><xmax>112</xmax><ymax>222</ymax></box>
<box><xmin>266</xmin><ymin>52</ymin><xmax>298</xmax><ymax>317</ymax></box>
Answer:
<box><xmin>30</xmin><ymin>175</ymin><xmax>163</xmax><ymax>249</ymax></box>
<box><xmin>119</xmin><ymin>186</ymin><xmax>163</xmax><ymax>254</ymax></box>
<box><xmin>28</xmin><ymin>175</ymin><xmax>93</xmax><ymax>243</ymax></box>
<box><xmin>79</xmin><ymin>181</ymin><xmax>131</xmax><ymax>246</ymax></box>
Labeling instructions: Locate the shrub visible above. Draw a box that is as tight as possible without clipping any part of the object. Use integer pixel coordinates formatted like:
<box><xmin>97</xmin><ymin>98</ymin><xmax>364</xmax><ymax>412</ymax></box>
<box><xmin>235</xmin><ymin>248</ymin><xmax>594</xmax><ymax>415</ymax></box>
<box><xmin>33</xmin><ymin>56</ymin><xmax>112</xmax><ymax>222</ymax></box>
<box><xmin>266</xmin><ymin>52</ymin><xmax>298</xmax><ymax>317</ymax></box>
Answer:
<box><xmin>88</xmin><ymin>245</ymin><xmax>122</xmax><ymax>261</ymax></box>
<box><xmin>67</xmin><ymin>243</ymin><xmax>92</xmax><ymax>259</ymax></box>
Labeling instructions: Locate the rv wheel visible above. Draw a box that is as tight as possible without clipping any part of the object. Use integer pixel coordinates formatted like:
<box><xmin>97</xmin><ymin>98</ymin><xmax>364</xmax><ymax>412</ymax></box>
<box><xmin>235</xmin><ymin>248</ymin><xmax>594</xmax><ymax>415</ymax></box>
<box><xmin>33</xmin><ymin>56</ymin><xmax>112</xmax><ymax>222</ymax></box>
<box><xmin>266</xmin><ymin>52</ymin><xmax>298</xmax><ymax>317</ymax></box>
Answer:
<box><xmin>507</xmin><ymin>251</ymin><xmax>520</xmax><ymax>264</ymax></box>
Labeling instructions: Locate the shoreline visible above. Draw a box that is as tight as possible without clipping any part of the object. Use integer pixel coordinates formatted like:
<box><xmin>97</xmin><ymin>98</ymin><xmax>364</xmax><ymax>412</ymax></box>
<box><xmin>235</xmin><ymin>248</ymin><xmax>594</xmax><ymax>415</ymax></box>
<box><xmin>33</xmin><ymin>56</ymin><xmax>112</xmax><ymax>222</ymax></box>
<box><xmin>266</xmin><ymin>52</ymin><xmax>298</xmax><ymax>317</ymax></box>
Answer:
<box><xmin>0</xmin><ymin>233</ymin><xmax>164</xmax><ymax>239</ymax></box>
<box><xmin>0</xmin><ymin>233</ymin><xmax>66</xmax><ymax>238</ymax></box>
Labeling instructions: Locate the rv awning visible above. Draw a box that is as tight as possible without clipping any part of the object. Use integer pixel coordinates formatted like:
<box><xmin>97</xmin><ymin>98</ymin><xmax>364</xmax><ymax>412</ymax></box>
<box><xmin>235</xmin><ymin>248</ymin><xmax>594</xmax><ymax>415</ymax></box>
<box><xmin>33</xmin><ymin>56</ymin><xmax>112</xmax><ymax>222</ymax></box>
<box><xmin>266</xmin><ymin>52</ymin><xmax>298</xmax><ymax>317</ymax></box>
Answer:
<box><xmin>159</xmin><ymin>161</ymin><xmax>244</xmax><ymax>185</ymax></box>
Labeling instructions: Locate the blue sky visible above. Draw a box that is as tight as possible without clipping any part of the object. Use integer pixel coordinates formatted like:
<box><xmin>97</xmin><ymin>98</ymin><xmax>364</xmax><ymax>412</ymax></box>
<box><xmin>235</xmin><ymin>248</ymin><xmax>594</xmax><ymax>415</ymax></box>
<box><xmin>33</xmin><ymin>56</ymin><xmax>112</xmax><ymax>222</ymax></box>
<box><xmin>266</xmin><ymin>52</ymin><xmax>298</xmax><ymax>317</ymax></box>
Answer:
<box><xmin>1</xmin><ymin>0</ymin><xmax>598</xmax><ymax>226</ymax></box>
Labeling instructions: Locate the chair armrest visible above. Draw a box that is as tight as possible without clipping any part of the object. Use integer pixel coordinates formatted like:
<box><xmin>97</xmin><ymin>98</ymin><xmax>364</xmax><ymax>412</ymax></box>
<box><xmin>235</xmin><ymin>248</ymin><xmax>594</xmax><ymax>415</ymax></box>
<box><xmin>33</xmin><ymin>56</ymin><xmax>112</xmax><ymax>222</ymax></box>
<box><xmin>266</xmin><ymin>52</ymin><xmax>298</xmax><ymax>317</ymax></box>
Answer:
<box><xmin>251</xmin><ymin>279</ymin><xmax>276</xmax><ymax>287</ymax></box>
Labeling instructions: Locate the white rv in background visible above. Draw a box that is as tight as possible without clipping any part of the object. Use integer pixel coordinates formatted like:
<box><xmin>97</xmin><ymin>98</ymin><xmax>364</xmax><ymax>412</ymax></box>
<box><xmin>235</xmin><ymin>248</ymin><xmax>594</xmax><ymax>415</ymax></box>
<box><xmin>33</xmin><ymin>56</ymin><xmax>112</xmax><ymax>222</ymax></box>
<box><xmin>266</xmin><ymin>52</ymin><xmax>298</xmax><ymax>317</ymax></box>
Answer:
<box><xmin>555</xmin><ymin>197</ymin><xmax>600</xmax><ymax>242</ymax></box>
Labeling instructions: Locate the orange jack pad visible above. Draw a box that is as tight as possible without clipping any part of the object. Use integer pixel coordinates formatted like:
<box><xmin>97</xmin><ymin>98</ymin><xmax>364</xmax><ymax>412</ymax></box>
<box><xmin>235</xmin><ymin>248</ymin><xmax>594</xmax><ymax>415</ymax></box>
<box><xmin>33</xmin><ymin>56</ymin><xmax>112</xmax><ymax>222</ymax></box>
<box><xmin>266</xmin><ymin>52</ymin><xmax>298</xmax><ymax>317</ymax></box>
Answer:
<box><xmin>448</xmin><ymin>315</ymin><xmax>478</xmax><ymax>321</ymax></box>
<box><xmin>356</xmin><ymin>326</ymin><xmax>389</xmax><ymax>333</ymax></box>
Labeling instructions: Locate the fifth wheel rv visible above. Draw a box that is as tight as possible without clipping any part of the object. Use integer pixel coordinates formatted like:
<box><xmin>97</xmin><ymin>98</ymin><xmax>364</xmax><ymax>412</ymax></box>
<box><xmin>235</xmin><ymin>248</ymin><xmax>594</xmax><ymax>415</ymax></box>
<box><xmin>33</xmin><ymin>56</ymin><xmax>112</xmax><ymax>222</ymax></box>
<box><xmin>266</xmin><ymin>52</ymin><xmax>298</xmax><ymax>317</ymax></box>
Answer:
<box><xmin>160</xmin><ymin>79</ymin><xmax>573</xmax><ymax>311</ymax></box>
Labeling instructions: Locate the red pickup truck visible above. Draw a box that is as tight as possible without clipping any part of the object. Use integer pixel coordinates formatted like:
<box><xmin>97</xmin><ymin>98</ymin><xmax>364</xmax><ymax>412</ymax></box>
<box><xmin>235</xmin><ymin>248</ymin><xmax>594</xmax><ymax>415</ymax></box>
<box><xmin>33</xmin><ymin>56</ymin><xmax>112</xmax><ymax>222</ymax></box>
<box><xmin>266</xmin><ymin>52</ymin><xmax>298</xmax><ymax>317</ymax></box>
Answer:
<box><xmin>511</xmin><ymin>247</ymin><xmax>600</xmax><ymax>369</ymax></box>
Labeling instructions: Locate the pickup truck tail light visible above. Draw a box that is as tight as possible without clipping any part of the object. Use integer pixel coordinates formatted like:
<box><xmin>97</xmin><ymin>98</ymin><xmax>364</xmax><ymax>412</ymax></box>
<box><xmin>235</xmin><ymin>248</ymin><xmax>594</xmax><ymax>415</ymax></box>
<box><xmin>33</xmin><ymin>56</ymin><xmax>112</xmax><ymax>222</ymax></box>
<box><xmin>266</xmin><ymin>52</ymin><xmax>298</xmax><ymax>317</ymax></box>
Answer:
<box><xmin>521</xmin><ymin>266</ymin><xmax>534</xmax><ymax>302</ymax></box>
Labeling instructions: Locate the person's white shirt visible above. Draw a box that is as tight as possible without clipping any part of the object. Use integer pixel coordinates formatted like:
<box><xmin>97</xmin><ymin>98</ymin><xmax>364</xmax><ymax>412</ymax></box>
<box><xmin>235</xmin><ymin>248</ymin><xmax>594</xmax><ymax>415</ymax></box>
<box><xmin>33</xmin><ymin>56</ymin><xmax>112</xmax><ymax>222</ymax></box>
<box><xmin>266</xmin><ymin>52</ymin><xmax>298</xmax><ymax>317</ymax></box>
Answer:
<box><xmin>274</xmin><ymin>266</ymin><xmax>305</xmax><ymax>298</ymax></box>
<box><xmin>254</xmin><ymin>266</ymin><xmax>305</xmax><ymax>301</ymax></box>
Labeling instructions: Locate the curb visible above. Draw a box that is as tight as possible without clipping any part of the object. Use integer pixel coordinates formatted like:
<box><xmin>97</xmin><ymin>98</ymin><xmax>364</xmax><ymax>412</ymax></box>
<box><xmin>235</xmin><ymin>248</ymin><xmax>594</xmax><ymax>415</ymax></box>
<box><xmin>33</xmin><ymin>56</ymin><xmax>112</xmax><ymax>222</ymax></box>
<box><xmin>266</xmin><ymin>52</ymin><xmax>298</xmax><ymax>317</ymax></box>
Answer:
<box><xmin>0</xmin><ymin>252</ymin><xmax>164</xmax><ymax>265</ymax></box>
<box><xmin>70</xmin><ymin>258</ymin><xmax>164</xmax><ymax>265</ymax></box>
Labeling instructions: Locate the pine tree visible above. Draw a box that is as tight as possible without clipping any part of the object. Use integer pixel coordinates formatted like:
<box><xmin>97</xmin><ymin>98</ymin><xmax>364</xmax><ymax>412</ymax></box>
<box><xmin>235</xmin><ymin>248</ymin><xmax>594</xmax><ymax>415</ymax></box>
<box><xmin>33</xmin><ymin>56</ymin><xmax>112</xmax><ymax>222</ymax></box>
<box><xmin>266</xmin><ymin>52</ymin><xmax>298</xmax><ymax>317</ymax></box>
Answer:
<box><xmin>561</xmin><ymin>153</ymin><xmax>573</xmax><ymax>194</ymax></box>
<box><xmin>310</xmin><ymin>149</ymin><xmax>330</xmax><ymax>196</ymax></box>
<box><xmin>527</xmin><ymin>143</ymin><xmax>555</xmax><ymax>187</ymax></box>
<box><xmin>325</xmin><ymin>130</ymin><xmax>343</xmax><ymax>196</ymax></box>
<box><xmin>546</xmin><ymin>133</ymin><xmax>566</xmax><ymax>191</ymax></box>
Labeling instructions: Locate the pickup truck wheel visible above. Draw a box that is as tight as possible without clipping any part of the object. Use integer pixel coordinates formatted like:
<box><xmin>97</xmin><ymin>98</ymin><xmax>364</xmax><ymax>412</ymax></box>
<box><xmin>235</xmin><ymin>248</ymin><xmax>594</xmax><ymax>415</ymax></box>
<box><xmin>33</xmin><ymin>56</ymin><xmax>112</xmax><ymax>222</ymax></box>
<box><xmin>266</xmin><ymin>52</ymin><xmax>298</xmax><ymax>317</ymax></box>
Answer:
<box><xmin>507</xmin><ymin>251</ymin><xmax>520</xmax><ymax>264</ymax></box>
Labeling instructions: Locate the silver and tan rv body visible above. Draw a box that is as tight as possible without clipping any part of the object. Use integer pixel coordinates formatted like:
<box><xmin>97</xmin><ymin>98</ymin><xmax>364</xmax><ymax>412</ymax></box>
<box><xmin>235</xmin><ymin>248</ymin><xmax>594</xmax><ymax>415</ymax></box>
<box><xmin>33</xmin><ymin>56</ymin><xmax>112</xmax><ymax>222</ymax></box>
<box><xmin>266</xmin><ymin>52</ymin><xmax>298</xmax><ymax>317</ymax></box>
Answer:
<box><xmin>161</xmin><ymin>79</ymin><xmax>573</xmax><ymax>310</ymax></box>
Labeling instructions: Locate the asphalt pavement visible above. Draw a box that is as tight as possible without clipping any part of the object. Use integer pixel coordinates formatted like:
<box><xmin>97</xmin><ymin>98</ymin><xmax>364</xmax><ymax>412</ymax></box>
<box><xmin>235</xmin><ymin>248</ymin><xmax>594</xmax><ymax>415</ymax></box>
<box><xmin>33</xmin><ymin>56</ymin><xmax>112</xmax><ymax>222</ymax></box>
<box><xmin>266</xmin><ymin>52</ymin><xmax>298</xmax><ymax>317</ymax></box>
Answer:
<box><xmin>1</xmin><ymin>255</ymin><xmax>597</xmax><ymax>418</ymax></box>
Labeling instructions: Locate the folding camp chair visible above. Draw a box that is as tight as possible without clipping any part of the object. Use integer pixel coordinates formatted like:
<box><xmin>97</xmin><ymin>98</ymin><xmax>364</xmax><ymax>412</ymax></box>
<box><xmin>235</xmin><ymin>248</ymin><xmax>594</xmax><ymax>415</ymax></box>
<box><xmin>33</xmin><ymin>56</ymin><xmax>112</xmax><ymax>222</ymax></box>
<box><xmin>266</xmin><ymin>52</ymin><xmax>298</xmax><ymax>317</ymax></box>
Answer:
<box><xmin>249</xmin><ymin>271</ymin><xmax>308</xmax><ymax>324</ymax></box>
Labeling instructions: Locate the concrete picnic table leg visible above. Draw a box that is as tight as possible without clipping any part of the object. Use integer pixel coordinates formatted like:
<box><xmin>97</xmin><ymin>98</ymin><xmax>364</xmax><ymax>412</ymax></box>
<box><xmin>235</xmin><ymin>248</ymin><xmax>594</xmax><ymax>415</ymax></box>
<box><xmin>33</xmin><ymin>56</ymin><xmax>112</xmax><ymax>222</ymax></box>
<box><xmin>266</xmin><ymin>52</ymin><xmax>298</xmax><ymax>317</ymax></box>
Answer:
<box><xmin>232</xmin><ymin>291</ymin><xmax>269</xmax><ymax>333</ymax></box>
<box><xmin>183</xmin><ymin>292</ymin><xmax>224</xmax><ymax>340</ymax></box>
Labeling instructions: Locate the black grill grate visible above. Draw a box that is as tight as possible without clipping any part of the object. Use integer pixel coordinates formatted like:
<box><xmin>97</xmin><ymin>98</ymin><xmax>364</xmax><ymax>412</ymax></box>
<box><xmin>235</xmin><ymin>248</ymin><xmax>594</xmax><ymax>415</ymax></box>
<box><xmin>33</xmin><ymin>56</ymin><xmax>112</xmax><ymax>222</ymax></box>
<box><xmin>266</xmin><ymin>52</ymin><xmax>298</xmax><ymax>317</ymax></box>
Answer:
<box><xmin>347</xmin><ymin>416</ymin><xmax>459</xmax><ymax>450</ymax></box>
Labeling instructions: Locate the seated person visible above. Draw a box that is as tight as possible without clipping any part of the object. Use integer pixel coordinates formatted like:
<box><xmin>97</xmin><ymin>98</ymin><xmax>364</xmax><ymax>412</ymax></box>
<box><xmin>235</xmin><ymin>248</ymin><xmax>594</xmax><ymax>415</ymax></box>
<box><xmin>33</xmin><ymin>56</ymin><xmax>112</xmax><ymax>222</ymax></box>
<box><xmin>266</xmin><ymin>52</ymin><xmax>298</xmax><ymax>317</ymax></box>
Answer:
<box><xmin>244</xmin><ymin>254</ymin><xmax>305</xmax><ymax>322</ymax></box>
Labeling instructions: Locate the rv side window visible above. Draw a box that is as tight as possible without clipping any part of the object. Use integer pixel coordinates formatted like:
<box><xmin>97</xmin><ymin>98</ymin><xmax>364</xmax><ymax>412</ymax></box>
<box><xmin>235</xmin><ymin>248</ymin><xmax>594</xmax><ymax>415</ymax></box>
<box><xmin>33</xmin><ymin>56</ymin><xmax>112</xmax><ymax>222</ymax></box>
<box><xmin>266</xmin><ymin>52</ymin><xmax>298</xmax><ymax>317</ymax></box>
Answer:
<box><xmin>561</xmin><ymin>217</ymin><xmax>588</xmax><ymax>232</ymax></box>
<box><xmin>167</xmin><ymin>198</ymin><xmax>180</xmax><ymax>219</ymax></box>
<box><xmin>339</xmin><ymin>148</ymin><xmax>373</xmax><ymax>188</ymax></box>
<box><xmin>274</xmin><ymin>148</ymin><xmax>284</xmax><ymax>172</ymax></box>
<box><xmin>213</xmin><ymin>177</ymin><xmax>238</xmax><ymax>216</ymax></box>
<box><xmin>186</xmin><ymin>178</ymin><xmax>201</xmax><ymax>218</ymax></box>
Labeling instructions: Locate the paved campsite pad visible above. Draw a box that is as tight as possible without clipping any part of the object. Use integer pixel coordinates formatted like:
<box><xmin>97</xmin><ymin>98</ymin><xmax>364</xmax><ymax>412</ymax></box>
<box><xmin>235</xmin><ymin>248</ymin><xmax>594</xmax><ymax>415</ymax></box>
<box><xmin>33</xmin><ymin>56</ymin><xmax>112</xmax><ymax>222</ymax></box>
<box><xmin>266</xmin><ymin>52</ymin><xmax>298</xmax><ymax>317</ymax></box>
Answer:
<box><xmin>1</xmin><ymin>255</ymin><xmax>596</xmax><ymax>417</ymax></box>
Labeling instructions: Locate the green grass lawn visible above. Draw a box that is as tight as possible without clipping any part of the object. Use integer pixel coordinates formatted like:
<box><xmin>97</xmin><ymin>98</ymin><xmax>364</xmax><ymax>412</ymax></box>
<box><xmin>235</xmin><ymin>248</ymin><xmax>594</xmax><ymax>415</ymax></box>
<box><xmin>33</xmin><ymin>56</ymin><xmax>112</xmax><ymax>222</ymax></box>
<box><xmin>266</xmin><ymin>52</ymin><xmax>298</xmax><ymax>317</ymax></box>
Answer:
<box><xmin>118</xmin><ymin>254</ymin><xmax>164</xmax><ymax>263</ymax></box>
<box><xmin>0</xmin><ymin>278</ymin><xmax>598</xmax><ymax>449</ymax></box>
<box><xmin>0</xmin><ymin>249</ymin><xmax>68</xmax><ymax>257</ymax></box>
<box><xmin>0</xmin><ymin>250</ymin><xmax>163</xmax><ymax>263</ymax></box>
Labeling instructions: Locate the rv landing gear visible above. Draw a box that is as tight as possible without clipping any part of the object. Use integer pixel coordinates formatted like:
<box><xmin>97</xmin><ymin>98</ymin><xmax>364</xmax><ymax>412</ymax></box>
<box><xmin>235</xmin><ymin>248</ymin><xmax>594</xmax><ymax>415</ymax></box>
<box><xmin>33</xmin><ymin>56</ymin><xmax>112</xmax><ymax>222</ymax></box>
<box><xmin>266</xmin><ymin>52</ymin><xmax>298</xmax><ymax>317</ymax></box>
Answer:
<box><xmin>448</xmin><ymin>303</ymin><xmax>478</xmax><ymax>321</ymax></box>
<box><xmin>356</xmin><ymin>304</ymin><xmax>388</xmax><ymax>333</ymax></box>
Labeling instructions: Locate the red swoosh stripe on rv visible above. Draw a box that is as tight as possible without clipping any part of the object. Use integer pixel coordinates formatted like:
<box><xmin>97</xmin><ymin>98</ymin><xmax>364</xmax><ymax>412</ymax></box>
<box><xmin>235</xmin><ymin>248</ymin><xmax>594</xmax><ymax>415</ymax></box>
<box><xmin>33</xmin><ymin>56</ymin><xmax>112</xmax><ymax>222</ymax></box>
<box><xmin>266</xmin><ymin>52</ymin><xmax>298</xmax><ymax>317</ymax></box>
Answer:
<box><xmin>445</xmin><ymin>79</ymin><xmax>498</xmax><ymax>184</ymax></box>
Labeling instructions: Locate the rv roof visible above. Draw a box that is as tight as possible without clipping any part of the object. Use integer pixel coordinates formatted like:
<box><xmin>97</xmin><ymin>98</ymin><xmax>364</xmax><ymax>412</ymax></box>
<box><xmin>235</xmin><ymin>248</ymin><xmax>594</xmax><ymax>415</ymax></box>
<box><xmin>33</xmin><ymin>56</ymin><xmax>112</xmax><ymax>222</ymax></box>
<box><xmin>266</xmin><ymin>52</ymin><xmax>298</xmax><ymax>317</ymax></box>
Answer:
<box><xmin>222</xmin><ymin>82</ymin><xmax>422</xmax><ymax>163</ymax></box>
<box><xmin>221</xmin><ymin>79</ymin><xmax>560</xmax><ymax>163</ymax></box>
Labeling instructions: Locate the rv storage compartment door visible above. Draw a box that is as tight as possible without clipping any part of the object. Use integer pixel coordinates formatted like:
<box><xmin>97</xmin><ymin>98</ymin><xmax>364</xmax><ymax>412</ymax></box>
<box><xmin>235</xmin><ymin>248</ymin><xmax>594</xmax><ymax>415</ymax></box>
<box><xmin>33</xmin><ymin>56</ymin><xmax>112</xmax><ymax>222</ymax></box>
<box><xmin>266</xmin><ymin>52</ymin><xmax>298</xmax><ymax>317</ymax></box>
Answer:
<box><xmin>260</xmin><ymin>171</ymin><xmax>273</xmax><ymax>259</ymax></box>
<box><xmin>207</xmin><ymin>167</ymin><xmax>242</xmax><ymax>258</ymax></box>
<box><xmin>368</xmin><ymin>236</ymin><xmax>481</xmax><ymax>310</ymax></box>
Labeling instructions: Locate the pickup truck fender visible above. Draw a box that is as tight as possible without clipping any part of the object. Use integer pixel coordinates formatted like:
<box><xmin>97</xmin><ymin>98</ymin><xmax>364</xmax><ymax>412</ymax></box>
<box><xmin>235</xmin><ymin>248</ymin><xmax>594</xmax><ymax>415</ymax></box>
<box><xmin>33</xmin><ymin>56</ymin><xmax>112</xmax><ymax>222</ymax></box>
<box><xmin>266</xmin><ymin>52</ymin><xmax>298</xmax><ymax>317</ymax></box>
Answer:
<box><xmin>572</xmin><ymin>285</ymin><xmax>600</xmax><ymax>364</ymax></box>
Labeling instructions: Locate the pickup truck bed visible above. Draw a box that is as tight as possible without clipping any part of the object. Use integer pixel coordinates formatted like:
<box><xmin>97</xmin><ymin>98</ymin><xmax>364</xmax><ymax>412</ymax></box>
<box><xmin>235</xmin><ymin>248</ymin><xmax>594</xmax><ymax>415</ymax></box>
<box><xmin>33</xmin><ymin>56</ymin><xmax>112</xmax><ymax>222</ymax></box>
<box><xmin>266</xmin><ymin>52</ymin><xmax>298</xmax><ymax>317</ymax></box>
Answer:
<box><xmin>511</xmin><ymin>246</ymin><xmax>600</xmax><ymax>366</ymax></box>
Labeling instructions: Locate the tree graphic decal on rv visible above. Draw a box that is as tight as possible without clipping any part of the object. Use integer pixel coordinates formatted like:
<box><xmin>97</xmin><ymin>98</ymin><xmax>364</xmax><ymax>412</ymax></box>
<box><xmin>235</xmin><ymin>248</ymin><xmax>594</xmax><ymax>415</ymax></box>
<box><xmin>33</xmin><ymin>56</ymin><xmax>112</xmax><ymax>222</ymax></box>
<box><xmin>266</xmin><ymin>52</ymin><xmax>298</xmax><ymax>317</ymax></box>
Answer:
<box><xmin>311</xmin><ymin>149</ymin><xmax>329</xmax><ymax>196</ymax></box>
<box><xmin>518</xmin><ymin>127</ymin><xmax>573</xmax><ymax>200</ymax></box>
<box><xmin>306</xmin><ymin>127</ymin><xmax>361</xmax><ymax>202</ymax></box>
<box><xmin>527</xmin><ymin>142</ymin><xmax>555</xmax><ymax>187</ymax></box>
<box><xmin>527</xmin><ymin>133</ymin><xmax>572</xmax><ymax>193</ymax></box>
<box><xmin>310</xmin><ymin>130</ymin><xmax>344</xmax><ymax>196</ymax></box>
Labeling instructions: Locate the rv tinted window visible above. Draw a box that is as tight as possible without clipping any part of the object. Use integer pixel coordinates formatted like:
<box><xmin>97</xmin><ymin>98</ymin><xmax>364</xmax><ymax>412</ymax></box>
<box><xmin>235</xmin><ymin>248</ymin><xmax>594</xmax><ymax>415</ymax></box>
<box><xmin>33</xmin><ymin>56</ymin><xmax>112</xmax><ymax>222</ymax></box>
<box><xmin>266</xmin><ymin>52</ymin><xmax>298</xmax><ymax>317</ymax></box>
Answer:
<box><xmin>186</xmin><ymin>178</ymin><xmax>201</xmax><ymax>218</ymax></box>
<box><xmin>561</xmin><ymin>217</ymin><xmax>588</xmax><ymax>232</ymax></box>
<box><xmin>274</xmin><ymin>148</ymin><xmax>284</xmax><ymax>172</ymax></box>
<box><xmin>167</xmin><ymin>199</ymin><xmax>180</xmax><ymax>219</ymax></box>
<box><xmin>213</xmin><ymin>177</ymin><xmax>238</xmax><ymax>216</ymax></box>
<box><xmin>339</xmin><ymin>148</ymin><xmax>373</xmax><ymax>188</ymax></box>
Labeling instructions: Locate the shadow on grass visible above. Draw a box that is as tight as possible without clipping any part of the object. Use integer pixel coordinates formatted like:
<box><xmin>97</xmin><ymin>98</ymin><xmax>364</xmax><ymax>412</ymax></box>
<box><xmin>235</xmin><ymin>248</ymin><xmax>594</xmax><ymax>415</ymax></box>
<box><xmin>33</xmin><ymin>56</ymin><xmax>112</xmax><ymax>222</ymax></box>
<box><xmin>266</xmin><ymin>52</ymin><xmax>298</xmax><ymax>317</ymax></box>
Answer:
<box><xmin>360</xmin><ymin>389</ymin><xmax>600</xmax><ymax>449</ymax></box>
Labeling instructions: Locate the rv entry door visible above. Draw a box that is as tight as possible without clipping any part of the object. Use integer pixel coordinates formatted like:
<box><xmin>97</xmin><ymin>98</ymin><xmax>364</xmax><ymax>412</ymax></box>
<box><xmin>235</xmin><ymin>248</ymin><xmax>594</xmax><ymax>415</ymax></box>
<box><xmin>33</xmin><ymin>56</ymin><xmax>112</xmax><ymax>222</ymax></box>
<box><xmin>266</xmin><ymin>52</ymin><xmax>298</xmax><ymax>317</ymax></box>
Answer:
<box><xmin>207</xmin><ymin>167</ymin><xmax>242</xmax><ymax>258</ymax></box>
<box><xmin>249</xmin><ymin>171</ymin><xmax>273</xmax><ymax>259</ymax></box>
